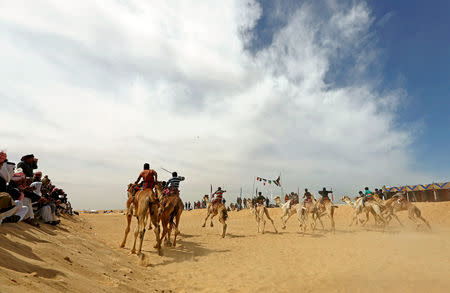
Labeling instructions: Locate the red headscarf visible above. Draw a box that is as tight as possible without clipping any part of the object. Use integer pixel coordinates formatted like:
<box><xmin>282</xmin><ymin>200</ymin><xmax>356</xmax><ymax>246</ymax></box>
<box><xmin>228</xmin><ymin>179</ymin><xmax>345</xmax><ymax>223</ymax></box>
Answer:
<box><xmin>0</xmin><ymin>151</ymin><xmax>6</xmax><ymax>163</ymax></box>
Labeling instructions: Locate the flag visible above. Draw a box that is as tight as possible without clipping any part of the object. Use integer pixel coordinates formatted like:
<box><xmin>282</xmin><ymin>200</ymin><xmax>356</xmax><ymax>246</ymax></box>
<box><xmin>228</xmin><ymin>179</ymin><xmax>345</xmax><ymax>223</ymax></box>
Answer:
<box><xmin>273</xmin><ymin>176</ymin><xmax>281</xmax><ymax>187</ymax></box>
<box><xmin>268</xmin><ymin>180</ymin><xmax>272</xmax><ymax>184</ymax></box>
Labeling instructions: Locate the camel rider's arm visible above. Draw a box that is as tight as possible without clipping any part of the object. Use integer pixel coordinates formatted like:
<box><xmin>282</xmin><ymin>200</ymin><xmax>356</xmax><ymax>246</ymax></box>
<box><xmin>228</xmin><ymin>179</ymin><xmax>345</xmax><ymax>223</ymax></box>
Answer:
<box><xmin>135</xmin><ymin>174</ymin><xmax>142</xmax><ymax>184</ymax></box>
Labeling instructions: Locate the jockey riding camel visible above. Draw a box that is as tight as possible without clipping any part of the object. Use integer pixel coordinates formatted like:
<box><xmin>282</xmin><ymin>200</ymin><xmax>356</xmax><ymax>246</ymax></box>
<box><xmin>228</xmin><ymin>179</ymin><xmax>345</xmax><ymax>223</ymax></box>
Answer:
<box><xmin>303</xmin><ymin>188</ymin><xmax>312</xmax><ymax>204</ymax></box>
<box><xmin>318</xmin><ymin>187</ymin><xmax>332</xmax><ymax>202</ymax></box>
<box><xmin>164</xmin><ymin>172</ymin><xmax>185</xmax><ymax>196</ymax></box>
<box><xmin>256</xmin><ymin>192</ymin><xmax>265</xmax><ymax>205</ymax></box>
<box><xmin>135</xmin><ymin>163</ymin><xmax>157</xmax><ymax>195</ymax></box>
<box><xmin>361</xmin><ymin>187</ymin><xmax>373</xmax><ymax>206</ymax></box>
<box><xmin>212</xmin><ymin>187</ymin><xmax>226</xmax><ymax>205</ymax></box>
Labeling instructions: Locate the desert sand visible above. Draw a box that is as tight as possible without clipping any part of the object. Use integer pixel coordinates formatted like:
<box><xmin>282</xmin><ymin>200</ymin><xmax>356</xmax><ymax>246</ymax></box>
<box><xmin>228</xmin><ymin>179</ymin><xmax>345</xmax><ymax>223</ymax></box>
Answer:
<box><xmin>1</xmin><ymin>202</ymin><xmax>450</xmax><ymax>292</ymax></box>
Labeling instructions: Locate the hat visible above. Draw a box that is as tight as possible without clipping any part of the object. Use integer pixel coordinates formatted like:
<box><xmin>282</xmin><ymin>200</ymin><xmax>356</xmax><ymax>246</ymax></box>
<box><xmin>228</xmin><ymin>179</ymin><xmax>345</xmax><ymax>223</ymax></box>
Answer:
<box><xmin>21</xmin><ymin>154</ymin><xmax>34</xmax><ymax>161</ymax></box>
<box><xmin>0</xmin><ymin>151</ymin><xmax>7</xmax><ymax>163</ymax></box>
<box><xmin>34</xmin><ymin>171</ymin><xmax>43</xmax><ymax>176</ymax></box>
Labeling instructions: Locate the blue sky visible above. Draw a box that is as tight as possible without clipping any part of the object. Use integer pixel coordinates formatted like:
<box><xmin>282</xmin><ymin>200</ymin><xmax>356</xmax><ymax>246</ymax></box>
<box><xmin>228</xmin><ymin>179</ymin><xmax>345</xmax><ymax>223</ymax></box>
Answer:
<box><xmin>252</xmin><ymin>0</ymin><xmax>450</xmax><ymax>177</ymax></box>
<box><xmin>371</xmin><ymin>0</ymin><xmax>450</xmax><ymax>175</ymax></box>
<box><xmin>1</xmin><ymin>0</ymin><xmax>448</xmax><ymax>209</ymax></box>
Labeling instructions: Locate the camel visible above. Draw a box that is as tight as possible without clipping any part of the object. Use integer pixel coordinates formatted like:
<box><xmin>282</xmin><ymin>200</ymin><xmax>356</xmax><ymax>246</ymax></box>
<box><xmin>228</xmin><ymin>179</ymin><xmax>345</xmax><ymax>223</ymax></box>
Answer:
<box><xmin>274</xmin><ymin>196</ymin><xmax>302</xmax><ymax>229</ymax></box>
<box><xmin>246</xmin><ymin>199</ymin><xmax>278</xmax><ymax>234</ymax></box>
<box><xmin>201</xmin><ymin>195</ymin><xmax>228</xmax><ymax>238</ymax></box>
<box><xmin>341</xmin><ymin>196</ymin><xmax>386</xmax><ymax>227</ymax></box>
<box><xmin>119</xmin><ymin>184</ymin><xmax>144</xmax><ymax>248</ymax></box>
<box><xmin>315</xmin><ymin>196</ymin><xmax>338</xmax><ymax>233</ymax></box>
<box><xmin>158</xmin><ymin>184</ymin><xmax>184</xmax><ymax>247</ymax></box>
<box><xmin>119</xmin><ymin>183</ymin><xmax>161</xmax><ymax>256</ymax></box>
<box><xmin>382</xmin><ymin>193</ymin><xmax>431</xmax><ymax>230</ymax></box>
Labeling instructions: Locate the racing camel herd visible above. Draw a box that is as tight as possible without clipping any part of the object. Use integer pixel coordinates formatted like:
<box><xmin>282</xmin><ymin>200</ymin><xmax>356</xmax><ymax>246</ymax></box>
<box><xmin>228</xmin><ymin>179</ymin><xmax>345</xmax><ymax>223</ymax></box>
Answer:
<box><xmin>118</xmin><ymin>185</ymin><xmax>431</xmax><ymax>264</ymax></box>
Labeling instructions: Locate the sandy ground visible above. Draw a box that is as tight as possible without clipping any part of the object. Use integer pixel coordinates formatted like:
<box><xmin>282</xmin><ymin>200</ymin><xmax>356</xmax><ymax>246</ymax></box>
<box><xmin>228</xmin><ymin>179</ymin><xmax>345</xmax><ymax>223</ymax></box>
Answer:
<box><xmin>1</xmin><ymin>202</ymin><xmax>450</xmax><ymax>292</ymax></box>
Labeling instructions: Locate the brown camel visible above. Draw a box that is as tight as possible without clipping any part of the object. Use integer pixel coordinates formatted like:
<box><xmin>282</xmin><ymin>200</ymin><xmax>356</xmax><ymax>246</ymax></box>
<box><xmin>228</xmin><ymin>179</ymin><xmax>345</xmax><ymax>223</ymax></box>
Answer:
<box><xmin>119</xmin><ymin>183</ymin><xmax>161</xmax><ymax>256</ymax></box>
<box><xmin>298</xmin><ymin>198</ymin><xmax>321</xmax><ymax>235</ymax></box>
<box><xmin>382</xmin><ymin>193</ymin><xmax>431</xmax><ymax>230</ymax></box>
<box><xmin>315</xmin><ymin>196</ymin><xmax>338</xmax><ymax>233</ymax></box>
<box><xmin>119</xmin><ymin>184</ymin><xmax>141</xmax><ymax>248</ymax></box>
<box><xmin>201</xmin><ymin>195</ymin><xmax>228</xmax><ymax>238</ymax></box>
<box><xmin>246</xmin><ymin>199</ymin><xmax>278</xmax><ymax>234</ymax></box>
<box><xmin>158</xmin><ymin>184</ymin><xmax>184</xmax><ymax>247</ymax></box>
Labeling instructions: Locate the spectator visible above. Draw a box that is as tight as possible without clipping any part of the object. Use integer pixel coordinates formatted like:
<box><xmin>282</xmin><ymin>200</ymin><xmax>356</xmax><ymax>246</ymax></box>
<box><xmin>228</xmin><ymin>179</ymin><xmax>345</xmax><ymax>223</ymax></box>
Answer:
<box><xmin>0</xmin><ymin>151</ymin><xmax>29</xmax><ymax>224</ymax></box>
<box><xmin>17</xmin><ymin>154</ymin><xmax>38</xmax><ymax>177</ymax></box>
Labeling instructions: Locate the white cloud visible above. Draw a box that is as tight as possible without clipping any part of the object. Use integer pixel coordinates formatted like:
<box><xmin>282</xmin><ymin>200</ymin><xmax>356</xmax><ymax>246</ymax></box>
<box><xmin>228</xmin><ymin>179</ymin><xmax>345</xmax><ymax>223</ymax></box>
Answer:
<box><xmin>0</xmin><ymin>0</ymin><xmax>431</xmax><ymax>209</ymax></box>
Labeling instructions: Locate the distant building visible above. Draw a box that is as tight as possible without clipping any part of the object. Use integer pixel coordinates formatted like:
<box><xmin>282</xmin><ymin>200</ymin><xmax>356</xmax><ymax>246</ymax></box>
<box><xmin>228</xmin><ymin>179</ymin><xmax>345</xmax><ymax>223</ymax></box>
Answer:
<box><xmin>383</xmin><ymin>182</ymin><xmax>450</xmax><ymax>202</ymax></box>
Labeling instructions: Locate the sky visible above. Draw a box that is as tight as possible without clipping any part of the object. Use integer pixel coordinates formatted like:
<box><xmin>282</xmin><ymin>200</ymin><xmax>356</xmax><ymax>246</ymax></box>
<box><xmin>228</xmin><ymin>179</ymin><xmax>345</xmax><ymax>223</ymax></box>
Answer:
<box><xmin>0</xmin><ymin>0</ymin><xmax>448</xmax><ymax>209</ymax></box>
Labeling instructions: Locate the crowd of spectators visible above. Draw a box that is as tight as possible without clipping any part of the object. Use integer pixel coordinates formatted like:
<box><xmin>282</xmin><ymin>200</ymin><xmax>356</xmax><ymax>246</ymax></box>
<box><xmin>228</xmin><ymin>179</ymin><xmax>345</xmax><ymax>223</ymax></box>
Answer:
<box><xmin>0</xmin><ymin>152</ymin><xmax>73</xmax><ymax>226</ymax></box>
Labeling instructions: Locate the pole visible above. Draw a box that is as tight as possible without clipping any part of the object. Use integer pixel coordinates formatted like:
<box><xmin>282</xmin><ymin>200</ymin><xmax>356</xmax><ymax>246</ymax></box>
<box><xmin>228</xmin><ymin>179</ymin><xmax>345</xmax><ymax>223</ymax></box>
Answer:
<box><xmin>252</xmin><ymin>176</ymin><xmax>256</xmax><ymax>196</ymax></box>
<box><xmin>331</xmin><ymin>187</ymin><xmax>334</xmax><ymax>202</ymax></box>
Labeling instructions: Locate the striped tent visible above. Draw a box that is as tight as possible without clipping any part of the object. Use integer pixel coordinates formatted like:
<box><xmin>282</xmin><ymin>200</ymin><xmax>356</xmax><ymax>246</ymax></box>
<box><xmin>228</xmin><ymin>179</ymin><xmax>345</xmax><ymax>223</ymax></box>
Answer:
<box><xmin>383</xmin><ymin>182</ymin><xmax>450</xmax><ymax>192</ymax></box>
<box><xmin>383</xmin><ymin>182</ymin><xmax>450</xmax><ymax>202</ymax></box>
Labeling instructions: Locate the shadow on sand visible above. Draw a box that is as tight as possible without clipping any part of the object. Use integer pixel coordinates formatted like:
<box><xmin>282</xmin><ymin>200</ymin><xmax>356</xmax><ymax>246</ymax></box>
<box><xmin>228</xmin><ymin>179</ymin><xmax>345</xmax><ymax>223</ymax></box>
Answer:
<box><xmin>149</xmin><ymin>238</ymin><xmax>231</xmax><ymax>267</ymax></box>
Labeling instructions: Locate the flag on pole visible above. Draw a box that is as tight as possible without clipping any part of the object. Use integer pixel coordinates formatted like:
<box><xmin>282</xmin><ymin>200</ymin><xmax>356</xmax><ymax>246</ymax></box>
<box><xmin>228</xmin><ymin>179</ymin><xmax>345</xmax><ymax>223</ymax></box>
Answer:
<box><xmin>273</xmin><ymin>176</ymin><xmax>281</xmax><ymax>187</ymax></box>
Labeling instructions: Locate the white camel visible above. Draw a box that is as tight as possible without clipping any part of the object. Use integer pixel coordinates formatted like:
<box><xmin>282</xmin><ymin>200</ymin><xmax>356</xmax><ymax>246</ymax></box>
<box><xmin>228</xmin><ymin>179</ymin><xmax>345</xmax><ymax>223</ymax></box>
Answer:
<box><xmin>341</xmin><ymin>196</ymin><xmax>386</xmax><ymax>227</ymax></box>
<box><xmin>274</xmin><ymin>196</ymin><xmax>301</xmax><ymax>229</ymax></box>
<box><xmin>246</xmin><ymin>199</ymin><xmax>278</xmax><ymax>234</ymax></box>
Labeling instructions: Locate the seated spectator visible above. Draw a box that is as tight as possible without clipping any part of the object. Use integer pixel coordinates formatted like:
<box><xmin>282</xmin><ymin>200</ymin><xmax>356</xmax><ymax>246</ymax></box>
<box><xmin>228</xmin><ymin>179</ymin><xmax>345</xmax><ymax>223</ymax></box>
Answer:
<box><xmin>9</xmin><ymin>168</ymin><xmax>40</xmax><ymax>226</ymax></box>
<box><xmin>0</xmin><ymin>152</ymin><xmax>29</xmax><ymax>224</ymax></box>
<box><xmin>17</xmin><ymin>154</ymin><xmax>38</xmax><ymax>177</ymax></box>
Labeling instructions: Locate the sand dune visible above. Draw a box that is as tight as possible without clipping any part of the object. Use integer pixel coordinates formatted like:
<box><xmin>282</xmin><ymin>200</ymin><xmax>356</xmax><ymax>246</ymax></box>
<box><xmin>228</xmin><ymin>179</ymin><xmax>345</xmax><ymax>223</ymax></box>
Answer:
<box><xmin>1</xmin><ymin>202</ymin><xmax>450</xmax><ymax>292</ymax></box>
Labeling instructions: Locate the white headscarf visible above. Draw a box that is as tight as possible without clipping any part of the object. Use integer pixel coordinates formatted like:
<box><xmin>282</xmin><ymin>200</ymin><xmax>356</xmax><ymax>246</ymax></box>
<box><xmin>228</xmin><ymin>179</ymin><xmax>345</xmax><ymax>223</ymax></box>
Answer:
<box><xmin>0</xmin><ymin>163</ymin><xmax>16</xmax><ymax>183</ymax></box>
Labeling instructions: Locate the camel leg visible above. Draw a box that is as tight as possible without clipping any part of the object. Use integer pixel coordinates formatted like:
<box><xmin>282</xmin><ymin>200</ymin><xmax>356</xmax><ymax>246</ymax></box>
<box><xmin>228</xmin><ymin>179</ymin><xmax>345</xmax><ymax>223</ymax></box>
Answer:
<box><xmin>219</xmin><ymin>210</ymin><xmax>227</xmax><ymax>238</ymax></box>
<box><xmin>361</xmin><ymin>210</ymin><xmax>371</xmax><ymax>226</ymax></box>
<box><xmin>261</xmin><ymin>218</ymin><xmax>266</xmax><ymax>234</ymax></box>
<box><xmin>160</xmin><ymin>219</ymin><xmax>171</xmax><ymax>247</ymax></box>
<box><xmin>120</xmin><ymin>213</ymin><xmax>132</xmax><ymax>248</ymax></box>
<box><xmin>264</xmin><ymin>209</ymin><xmax>278</xmax><ymax>233</ymax></box>
<box><xmin>254</xmin><ymin>213</ymin><xmax>260</xmax><ymax>233</ymax></box>
<box><xmin>172</xmin><ymin>212</ymin><xmax>182</xmax><ymax>246</ymax></box>
<box><xmin>412</xmin><ymin>207</ymin><xmax>431</xmax><ymax>230</ymax></box>
<box><xmin>153</xmin><ymin>224</ymin><xmax>162</xmax><ymax>255</ymax></box>
<box><xmin>418</xmin><ymin>215</ymin><xmax>431</xmax><ymax>230</ymax></box>
<box><xmin>350</xmin><ymin>211</ymin><xmax>358</xmax><ymax>227</ymax></box>
<box><xmin>136</xmin><ymin>217</ymin><xmax>147</xmax><ymax>255</ymax></box>
<box><xmin>317</xmin><ymin>214</ymin><xmax>325</xmax><ymax>231</ymax></box>
<box><xmin>202</xmin><ymin>211</ymin><xmax>211</xmax><ymax>227</ymax></box>
<box><xmin>391</xmin><ymin>212</ymin><xmax>403</xmax><ymax>227</ymax></box>
<box><xmin>280</xmin><ymin>215</ymin><xmax>286</xmax><ymax>229</ymax></box>
<box><xmin>146</xmin><ymin>211</ymin><xmax>152</xmax><ymax>230</ymax></box>
<box><xmin>130</xmin><ymin>216</ymin><xmax>139</xmax><ymax>254</ymax></box>
<box><xmin>210</xmin><ymin>213</ymin><xmax>217</xmax><ymax>227</ymax></box>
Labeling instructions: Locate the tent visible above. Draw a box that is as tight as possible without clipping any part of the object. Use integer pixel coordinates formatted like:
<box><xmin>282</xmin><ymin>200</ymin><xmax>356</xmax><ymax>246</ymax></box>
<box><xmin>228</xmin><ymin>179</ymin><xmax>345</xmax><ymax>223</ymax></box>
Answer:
<box><xmin>383</xmin><ymin>182</ymin><xmax>450</xmax><ymax>202</ymax></box>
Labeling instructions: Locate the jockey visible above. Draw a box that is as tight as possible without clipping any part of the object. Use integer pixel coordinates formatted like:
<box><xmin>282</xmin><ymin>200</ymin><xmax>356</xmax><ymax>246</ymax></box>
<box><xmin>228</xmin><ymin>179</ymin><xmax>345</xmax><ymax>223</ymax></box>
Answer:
<box><xmin>303</xmin><ymin>188</ymin><xmax>312</xmax><ymax>203</ymax></box>
<box><xmin>164</xmin><ymin>172</ymin><xmax>185</xmax><ymax>196</ymax></box>
<box><xmin>362</xmin><ymin>187</ymin><xmax>373</xmax><ymax>206</ymax></box>
<box><xmin>256</xmin><ymin>192</ymin><xmax>265</xmax><ymax>205</ymax></box>
<box><xmin>212</xmin><ymin>187</ymin><xmax>226</xmax><ymax>204</ymax></box>
<box><xmin>318</xmin><ymin>187</ymin><xmax>332</xmax><ymax>201</ymax></box>
<box><xmin>135</xmin><ymin>163</ymin><xmax>157</xmax><ymax>191</ymax></box>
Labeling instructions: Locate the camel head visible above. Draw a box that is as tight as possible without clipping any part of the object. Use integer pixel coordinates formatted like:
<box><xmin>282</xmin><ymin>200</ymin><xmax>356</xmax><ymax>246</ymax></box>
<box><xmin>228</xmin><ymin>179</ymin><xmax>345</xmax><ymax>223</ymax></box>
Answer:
<box><xmin>246</xmin><ymin>199</ymin><xmax>254</xmax><ymax>208</ymax></box>
<box><xmin>154</xmin><ymin>181</ymin><xmax>163</xmax><ymax>191</ymax></box>
<box><xmin>341</xmin><ymin>196</ymin><xmax>352</xmax><ymax>203</ymax></box>
<box><xmin>127</xmin><ymin>183</ymin><xmax>138</xmax><ymax>197</ymax></box>
<box><xmin>203</xmin><ymin>194</ymin><xmax>210</xmax><ymax>201</ymax></box>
